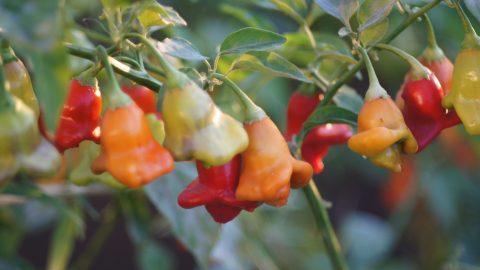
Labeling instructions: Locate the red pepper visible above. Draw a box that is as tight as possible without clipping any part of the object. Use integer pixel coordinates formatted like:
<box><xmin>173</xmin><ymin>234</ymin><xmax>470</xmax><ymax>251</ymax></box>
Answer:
<box><xmin>178</xmin><ymin>155</ymin><xmax>259</xmax><ymax>223</ymax></box>
<box><xmin>419</xmin><ymin>57</ymin><xmax>453</xmax><ymax>93</ymax></box>
<box><xmin>301</xmin><ymin>124</ymin><xmax>352</xmax><ymax>173</ymax></box>
<box><xmin>121</xmin><ymin>84</ymin><xmax>157</xmax><ymax>114</ymax></box>
<box><xmin>54</xmin><ymin>78</ymin><xmax>101</xmax><ymax>152</ymax></box>
<box><xmin>285</xmin><ymin>90</ymin><xmax>352</xmax><ymax>173</ymax></box>
<box><xmin>400</xmin><ymin>73</ymin><xmax>460</xmax><ymax>152</ymax></box>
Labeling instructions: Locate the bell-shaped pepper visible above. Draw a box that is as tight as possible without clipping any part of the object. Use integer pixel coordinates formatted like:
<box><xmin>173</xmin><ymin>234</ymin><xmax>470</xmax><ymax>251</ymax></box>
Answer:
<box><xmin>442</xmin><ymin>2</ymin><xmax>480</xmax><ymax>135</ymax></box>
<box><xmin>129</xmin><ymin>34</ymin><xmax>248</xmax><ymax>166</ymax></box>
<box><xmin>121</xmin><ymin>84</ymin><xmax>157</xmax><ymax>114</ymax></box>
<box><xmin>301</xmin><ymin>124</ymin><xmax>352</xmax><ymax>173</ymax></box>
<box><xmin>54</xmin><ymin>77</ymin><xmax>102</xmax><ymax>152</ymax></box>
<box><xmin>285</xmin><ymin>90</ymin><xmax>352</xmax><ymax>173</ymax></box>
<box><xmin>210</xmin><ymin>73</ymin><xmax>313</xmax><ymax>207</ymax></box>
<box><xmin>348</xmin><ymin>48</ymin><xmax>417</xmax><ymax>172</ymax></box>
<box><xmin>383</xmin><ymin>44</ymin><xmax>461</xmax><ymax>152</ymax></box>
<box><xmin>178</xmin><ymin>155</ymin><xmax>259</xmax><ymax>223</ymax></box>
<box><xmin>91</xmin><ymin>46</ymin><xmax>174</xmax><ymax>188</ymax></box>
<box><xmin>1</xmin><ymin>40</ymin><xmax>40</xmax><ymax>117</ymax></box>
<box><xmin>70</xmin><ymin>141</ymin><xmax>125</xmax><ymax>189</ymax></box>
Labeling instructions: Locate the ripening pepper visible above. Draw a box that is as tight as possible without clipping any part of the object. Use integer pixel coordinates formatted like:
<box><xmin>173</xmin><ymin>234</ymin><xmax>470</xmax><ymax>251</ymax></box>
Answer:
<box><xmin>215</xmin><ymin>77</ymin><xmax>313</xmax><ymax>207</ymax></box>
<box><xmin>160</xmin><ymin>58</ymin><xmax>248</xmax><ymax>166</ymax></box>
<box><xmin>442</xmin><ymin>3</ymin><xmax>480</xmax><ymax>135</ymax></box>
<box><xmin>91</xmin><ymin>46</ymin><xmax>174</xmax><ymax>188</ymax></box>
<box><xmin>348</xmin><ymin>48</ymin><xmax>418</xmax><ymax>172</ymax></box>
<box><xmin>285</xmin><ymin>90</ymin><xmax>352</xmax><ymax>173</ymax></box>
<box><xmin>381</xmin><ymin>157</ymin><xmax>416</xmax><ymax>211</ymax></box>
<box><xmin>121</xmin><ymin>84</ymin><xmax>157</xmax><ymax>114</ymax></box>
<box><xmin>1</xmin><ymin>40</ymin><xmax>40</xmax><ymax>117</ymax></box>
<box><xmin>70</xmin><ymin>141</ymin><xmax>125</xmax><ymax>189</ymax></box>
<box><xmin>178</xmin><ymin>155</ymin><xmax>260</xmax><ymax>223</ymax></box>
<box><xmin>54</xmin><ymin>78</ymin><xmax>102</xmax><ymax>152</ymax></box>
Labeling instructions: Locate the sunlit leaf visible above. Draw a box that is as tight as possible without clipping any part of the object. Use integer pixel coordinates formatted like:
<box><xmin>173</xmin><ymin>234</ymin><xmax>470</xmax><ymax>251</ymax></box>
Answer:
<box><xmin>357</xmin><ymin>0</ymin><xmax>396</xmax><ymax>32</ymax></box>
<box><xmin>314</xmin><ymin>0</ymin><xmax>359</xmax><ymax>28</ymax></box>
<box><xmin>157</xmin><ymin>37</ymin><xmax>207</xmax><ymax>61</ymax></box>
<box><xmin>219</xmin><ymin>27</ymin><xmax>286</xmax><ymax>55</ymax></box>
<box><xmin>138</xmin><ymin>1</ymin><xmax>187</xmax><ymax>31</ymax></box>
<box><xmin>232</xmin><ymin>51</ymin><xmax>310</xmax><ymax>82</ymax></box>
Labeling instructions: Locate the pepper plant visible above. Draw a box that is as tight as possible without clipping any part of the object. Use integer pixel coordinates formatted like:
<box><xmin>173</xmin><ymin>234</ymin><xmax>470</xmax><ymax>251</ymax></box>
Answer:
<box><xmin>1</xmin><ymin>0</ymin><xmax>480</xmax><ymax>269</ymax></box>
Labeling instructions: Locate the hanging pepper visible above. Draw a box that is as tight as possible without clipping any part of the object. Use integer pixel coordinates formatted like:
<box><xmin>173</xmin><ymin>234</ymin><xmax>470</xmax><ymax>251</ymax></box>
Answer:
<box><xmin>1</xmin><ymin>39</ymin><xmax>40</xmax><ymax>117</ymax></box>
<box><xmin>121</xmin><ymin>84</ymin><xmax>157</xmax><ymax>114</ymax></box>
<box><xmin>442</xmin><ymin>2</ymin><xmax>480</xmax><ymax>135</ymax></box>
<box><xmin>0</xmin><ymin>53</ymin><xmax>61</xmax><ymax>183</ymax></box>
<box><xmin>209</xmin><ymin>74</ymin><xmax>313</xmax><ymax>207</ymax></box>
<box><xmin>285</xmin><ymin>90</ymin><xmax>352</xmax><ymax>173</ymax></box>
<box><xmin>178</xmin><ymin>156</ymin><xmax>260</xmax><ymax>223</ymax></box>
<box><xmin>127</xmin><ymin>34</ymin><xmax>248</xmax><ymax>166</ymax></box>
<box><xmin>381</xmin><ymin>157</ymin><xmax>416</xmax><ymax>211</ymax></box>
<box><xmin>348</xmin><ymin>48</ymin><xmax>417</xmax><ymax>172</ymax></box>
<box><xmin>91</xmin><ymin>46</ymin><xmax>174</xmax><ymax>188</ymax></box>
<box><xmin>377</xmin><ymin>44</ymin><xmax>461</xmax><ymax>152</ymax></box>
<box><xmin>70</xmin><ymin>141</ymin><xmax>125</xmax><ymax>189</ymax></box>
<box><xmin>54</xmin><ymin>75</ymin><xmax>102</xmax><ymax>153</ymax></box>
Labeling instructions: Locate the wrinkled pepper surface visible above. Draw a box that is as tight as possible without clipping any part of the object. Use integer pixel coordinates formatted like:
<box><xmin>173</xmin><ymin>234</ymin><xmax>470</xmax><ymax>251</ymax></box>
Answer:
<box><xmin>54</xmin><ymin>78</ymin><xmax>102</xmax><ymax>152</ymax></box>
<box><xmin>178</xmin><ymin>155</ymin><xmax>259</xmax><ymax>223</ymax></box>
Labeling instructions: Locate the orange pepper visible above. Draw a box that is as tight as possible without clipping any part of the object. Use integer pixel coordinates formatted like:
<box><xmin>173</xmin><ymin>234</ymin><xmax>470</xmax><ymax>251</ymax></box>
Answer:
<box><xmin>91</xmin><ymin>103</ymin><xmax>174</xmax><ymax>188</ymax></box>
<box><xmin>235</xmin><ymin>117</ymin><xmax>313</xmax><ymax>207</ymax></box>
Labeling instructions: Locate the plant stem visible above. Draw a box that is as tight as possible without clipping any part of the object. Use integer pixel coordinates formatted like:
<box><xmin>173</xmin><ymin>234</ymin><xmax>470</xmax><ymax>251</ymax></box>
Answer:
<box><xmin>358</xmin><ymin>47</ymin><xmax>388</xmax><ymax>100</ymax></box>
<box><xmin>66</xmin><ymin>44</ymin><xmax>162</xmax><ymax>91</ymax></box>
<box><xmin>303</xmin><ymin>181</ymin><xmax>348</xmax><ymax>270</ymax></box>
<box><xmin>420</xmin><ymin>14</ymin><xmax>446</xmax><ymax>62</ymax></box>
<box><xmin>211</xmin><ymin>73</ymin><xmax>266</xmax><ymax>122</ymax></box>
<box><xmin>0</xmin><ymin>49</ymin><xmax>13</xmax><ymax>109</ymax></box>
<box><xmin>375</xmin><ymin>43</ymin><xmax>430</xmax><ymax>80</ymax></box>
<box><xmin>453</xmin><ymin>0</ymin><xmax>480</xmax><ymax>49</ymax></box>
<box><xmin>319</xmin><ymin>0</ymin><xmax>443</xmax><ymax>106</ymax></box>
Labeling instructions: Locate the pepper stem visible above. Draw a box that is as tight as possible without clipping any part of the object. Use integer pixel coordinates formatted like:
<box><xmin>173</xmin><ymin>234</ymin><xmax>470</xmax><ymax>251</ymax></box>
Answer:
<box><xmin>420</xmin><ymin>14</ymin><xmax>445</xmax><ymax>62</ymax></box>
<box><xmin>0</xmin><ymin>39</ymin><xmax>18</xmax><ymax>64</ymax></box>
<box><xmin>375</xmin><ymin>44</ymin><xmax>430</xmax><ymax>81</ymax></box>
<box><xmin>357</xmin><ymin>47</ymin><xmax>388</xmax><ymax>101</ymax></box>
<box><xmin>211</xmin><ymin>73</ymin><xmax>266</xmax><ymax>123</ymax></box>
<box><xmin>96</xmin><ymin>46</ymin><xmax>131</xmax><ymax>109</ymax></box>
<box><xmin>453</xmin><ymin>0</ymin><xmax>480</xmax><ymax>49</ymax></box>
<box><xmin>124</xmin><ymin>33</ymin><xmax>183</xmax><ymax>87</ymax></box>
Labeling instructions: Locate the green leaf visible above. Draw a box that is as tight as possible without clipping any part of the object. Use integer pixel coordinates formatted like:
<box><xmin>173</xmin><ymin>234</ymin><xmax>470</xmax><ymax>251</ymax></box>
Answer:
<box><xmin>157</xmin><ymin>37</ymin><xmax>207</xmax><ymax>61</ymax></box>
<box><xmin>359</xmin><ymin>20</ymin><xmax>389</xmax><ymax>46</ymax></box>
<box><xmin>465</xmin><ymin>0</ymin><xmax>480</xmax><ymax>23</ymax></box>
<box><xmin>314</xmin><ymin>0</ymin><xmax>359</xmax><ymax>28</ymax></box>
<box><xmin>145</xmin><ymin>163</ymin><xmax>221</xmax><ymax>269</ymax></box>
<box><xmin>298</xmin><ymin>105</ymin><xmax>358</xmax><ymax>141</ymax></box>
<box><xmin>333</xmin><ymin>85</ymin><xmax>363</xmax><ymax>113</ymax></box>
<box><xmin>270</xmin><ymin>0</ymin><xmax>306</xmax><ymax>23</ymax></box>
<box><xmin>219</xmin><ymin>4</ymin><xmax>275</xmax><ymax>29</ymax></box>
<box><xmin>219</xmin><ymin>27</ymin><xmax>286</xmax><ymax>55</ymax></box>
<box><xmin>101</xmin><ymin>0</ymin><xmax>132</xmax><ymax>9</ymax></box>
<box><xmin>232</xmin><ymin>51</ymin><xmax>310</xmax><ymax>82</ymax></box>
<box><xmin>357</xmin><ymin>0</ymin><xmax>396</xmax><ymax>32</ymax></box>
<box><xmin>138</xmin><ymin>1</ymin><xmax>187</xmax><ymax>31</ymax></box>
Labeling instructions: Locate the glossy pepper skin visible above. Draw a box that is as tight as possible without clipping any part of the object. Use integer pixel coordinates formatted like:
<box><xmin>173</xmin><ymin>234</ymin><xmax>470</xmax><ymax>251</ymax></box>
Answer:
<box><xmin>162</xmin><ymin>76</ymin><xmax>248</xmax><ymax>166</ymax></box>
<box><xmin>121</xmin><ymin>84</ymin><xmax>157</xmax><ymax>114</ymax></box>
<box><xmin>400</xmin><ymin>73</ymin><xmax>460</xmax><ymax>152</ymax></box>
<box><xmin>419</xmin><ymin>57</ymin><xmax>453</xmax><ymax>93</ymax></box>
<box><xmin>91</xmin><ymin>103</ymin><xmax>174</xmax><ymax>188</ymax></box>
<box><xmin>285</xmin><ymin>91</ymin><xmax>352</xmax><ymax>173</ymax></box>
<box><xmin>178</xmin><ymin>155</ymin><xmax>259</xmax><ymax>223</ymax></box>
<box><xmin>54</xmin><ymin>78</ymin><xmax>102</xmax><ymax>152</ymax></box>
<box><xmin>301</xmin><ymin>124</ymin><xmax>352</xmax><ymax>173</ymax></box>
<box><xmin>235</xmin><ymin>117</ymin><xmax>313</xmax><ymax>207</ymax></box>
<box><xmin>348</xmin><ymin>97</ymin><xmax>418</xmax><ymax>172</ymax></box>
<box><xmin>442</xmin><ymin>48</ymin><xmax>480</xmax><ymax>134</ymax></box>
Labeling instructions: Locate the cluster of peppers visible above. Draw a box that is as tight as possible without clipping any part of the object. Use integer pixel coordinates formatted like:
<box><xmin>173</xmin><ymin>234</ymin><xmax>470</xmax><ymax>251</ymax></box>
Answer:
<box><xmin>347</xmin><ymin>7</ymin><xmax>480</xmax><ymax>172</ymax></box>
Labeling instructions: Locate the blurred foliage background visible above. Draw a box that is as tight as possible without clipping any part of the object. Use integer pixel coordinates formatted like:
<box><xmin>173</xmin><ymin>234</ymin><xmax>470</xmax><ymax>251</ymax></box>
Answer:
<box><xmin>1</xmin><ymin>0</ymin><xmax>480</xmax><ymax>270</ymax></box>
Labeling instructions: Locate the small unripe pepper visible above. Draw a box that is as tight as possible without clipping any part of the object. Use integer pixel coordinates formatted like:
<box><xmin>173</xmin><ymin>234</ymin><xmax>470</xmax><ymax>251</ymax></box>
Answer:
<box><xmin>178</xmin><ymin>156</ymin><xmax>259</xmax><ymax>224</ymax></box>
<box><xmin>442</xmin><ymin>2</ymin><xmax>480</xmax><ymax>135</ymax></box>
<box><xmin>285</xmin><ymin>90</ymin><xmax>352</xmax><ymax>173</ymax></box>
<box><xmin>54</xmin><ymin>76</ymin><xmax>102</xmax><ymax>152</ymax></box>
<box><xmin>212</xmin><ymin>74</ymin><xmax>313</xmax><ymax>207</ymax></box>
<box><xmin>348</xmin><ymin>48</ymin><xmax>417</xmax><ymax>172</ymax></box>
<box><xmin>91</xmin><ymin>46</ymin><xmax>174</xmax><ymax>188</ymax></box>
